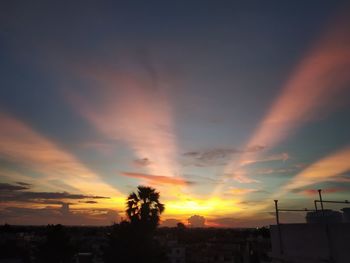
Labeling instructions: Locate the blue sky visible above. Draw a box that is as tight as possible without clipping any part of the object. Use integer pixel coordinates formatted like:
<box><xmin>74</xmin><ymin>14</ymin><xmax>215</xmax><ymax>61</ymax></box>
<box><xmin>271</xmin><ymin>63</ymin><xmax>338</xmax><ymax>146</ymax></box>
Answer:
<box><xmin>1</xmin><ymin>1</ymin><xmax>350</xmax><ymax>227</ymax></box>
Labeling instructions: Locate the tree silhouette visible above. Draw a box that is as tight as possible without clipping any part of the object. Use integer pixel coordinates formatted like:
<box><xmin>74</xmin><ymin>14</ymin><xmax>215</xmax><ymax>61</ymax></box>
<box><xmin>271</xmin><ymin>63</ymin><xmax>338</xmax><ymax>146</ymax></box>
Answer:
<box><xmin>104</xmin><ymin>186</ymin><xmax>166</xmax><ymax>263</ymax></box>
<box><xmin>126</xmin><ymin>185</ymin><xmax>165</xmax><ymax>230</ymax></box>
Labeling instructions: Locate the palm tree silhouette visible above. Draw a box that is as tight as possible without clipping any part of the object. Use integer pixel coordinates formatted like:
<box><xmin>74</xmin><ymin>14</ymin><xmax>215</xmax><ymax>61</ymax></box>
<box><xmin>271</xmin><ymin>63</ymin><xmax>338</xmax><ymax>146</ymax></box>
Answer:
<box><xmin>104</xmin><ymin>186</ymin><xmax>166</xmax><ymax>263</ymax></box>
<box><xmin>126</xmin><ymin>185</ymin><xmax>165</xmax><ymax>229</ymax></box>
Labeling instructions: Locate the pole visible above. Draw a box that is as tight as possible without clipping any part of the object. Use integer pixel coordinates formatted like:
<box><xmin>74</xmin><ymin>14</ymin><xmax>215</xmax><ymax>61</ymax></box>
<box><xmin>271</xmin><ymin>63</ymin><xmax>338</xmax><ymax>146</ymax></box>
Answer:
<box><xmin>274</xmin><ymin>200</ymin><xmax>280</xmax><ymax>225</ymax></box>
<box><xmin>318</xmin><ymin>189</ymin><xmax>333</xmax><ymax>262</ymax></box>
<box><xmin>274</xmin><ymin>200</ymin><xmax>283</xmax><ymax>255</ymax></box>
<box><xmin>314</xmin><ymin>200</ymin><xmax>318</xmax><ymax>211</ymax></box>
<box><xmin>318</xmin><ymin>189</ymin><xmax>324</xmax><ymax>216</ymax></box>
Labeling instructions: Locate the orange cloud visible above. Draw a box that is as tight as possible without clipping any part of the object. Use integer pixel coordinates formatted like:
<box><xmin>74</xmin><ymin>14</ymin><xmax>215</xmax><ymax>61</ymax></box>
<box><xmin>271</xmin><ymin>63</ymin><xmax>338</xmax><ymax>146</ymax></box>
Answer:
<box><xmin>121</xmin><ymin>172</ymin><xmax>191</xmax><ymax>186</ymax></box>
<box><xmin>281</xmin><ymin>146</ymin><xmax>350</xmax><ymax>193</ymax></box>
<box><xmin>227</xmin><ymin>187</ymin><xmax>258</xmax><ymax>195</ymax></box>
<box><xmin>0</xmin><ymin>113</ymin><xmax>120</xmax><ymax>199</ymax></box>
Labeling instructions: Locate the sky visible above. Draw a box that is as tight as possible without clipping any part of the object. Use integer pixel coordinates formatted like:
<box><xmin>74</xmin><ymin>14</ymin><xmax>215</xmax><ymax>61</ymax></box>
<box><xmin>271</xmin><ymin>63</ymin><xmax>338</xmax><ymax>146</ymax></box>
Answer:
<box><xmin>1</xmin><ymin>1</ymin><xmax>350</xmax><ymax>227</ymax></box>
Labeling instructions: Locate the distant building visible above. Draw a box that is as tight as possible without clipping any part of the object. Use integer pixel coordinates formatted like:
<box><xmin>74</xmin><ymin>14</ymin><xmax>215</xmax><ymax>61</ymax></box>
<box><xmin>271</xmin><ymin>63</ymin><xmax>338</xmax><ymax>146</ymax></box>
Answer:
<box><xmin>166</xmin><ymin>240</ymin><xmax>186</xmax><ymax>263</ymax></box>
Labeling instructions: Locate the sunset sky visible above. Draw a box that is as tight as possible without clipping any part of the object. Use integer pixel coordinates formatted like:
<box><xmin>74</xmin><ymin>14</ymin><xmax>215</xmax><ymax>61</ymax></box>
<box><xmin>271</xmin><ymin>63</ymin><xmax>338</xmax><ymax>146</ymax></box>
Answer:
<box><xmin>1</xmin><ymin>1</ymin><xmax>350</xmax><ymax>227</ymax></box>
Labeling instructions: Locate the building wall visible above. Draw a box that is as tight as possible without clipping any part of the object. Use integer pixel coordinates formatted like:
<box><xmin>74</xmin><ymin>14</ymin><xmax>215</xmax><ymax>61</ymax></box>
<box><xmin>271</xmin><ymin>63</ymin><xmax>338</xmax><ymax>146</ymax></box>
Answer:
<box><xmin>270</xmin><ymin>223</ymin><xmax>350</xmax><ymax>263</ymax></box>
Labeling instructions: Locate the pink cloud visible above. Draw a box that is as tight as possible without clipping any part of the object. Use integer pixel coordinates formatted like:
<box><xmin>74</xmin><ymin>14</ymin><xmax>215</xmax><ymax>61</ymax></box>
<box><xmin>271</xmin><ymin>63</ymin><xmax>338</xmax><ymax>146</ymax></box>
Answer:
<box><xmin>121</xmin><ymin>172</ymin><xmax>191</xmax><ymax>186</ymax></box>
<box><xmin>223</xmin><ymin>12</ymin><xmax>350</xmax><ymax>184</ymax></box>
<box><xmin>245</xmin><ymin>14</ymin><xmax>350</xmax><ymax>150</ymax></box>
<box><xmin>298</xmin><ymin>188</ymin><xmax>346</xmax><ymax>196</ymax></box>
<box><xmin>66</xmin><ymin>64</ymin><xmax>179</xmax><ymax>179</ymax></box>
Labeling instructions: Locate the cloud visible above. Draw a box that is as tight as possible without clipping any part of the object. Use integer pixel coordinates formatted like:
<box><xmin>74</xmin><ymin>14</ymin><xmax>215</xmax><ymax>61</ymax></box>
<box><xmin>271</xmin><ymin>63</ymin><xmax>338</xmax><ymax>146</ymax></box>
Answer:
<box><xmin>121</xmin><ymin>172</ymin><xmax>193</xmax><ymax>186</ymax></box>
<box><xmin>66</xmin><ymin>59</ymin><xmax>179</xmax><ymax>179</ymax></box>
<box><xmin>226</xmin><ymin>187</ymin><xmax>259</xmax><ymax>195</ymax></box>
<box><xmin>277</xmin><ymin>146</ymin><xmax>350</xmax><ymax>196</ymax></box>
<box><xmin>0</xmin><ymin>182</ymin><xmax>109</xmax><ymax>204</ymax></box>
<box><xmin>15</xmin><ymin>182</ymin><xmax>31</xmax><ymax>187</ymax></box>
<box><xmin>292</xmin><ymin>187</ymin><xmax>348</xmax><ymax>196</ymax></box>
<box><xmin>228</xmin><ymin>172</ymin><xmax>260</xmax><ymax>184</ymax></box>
<box><xmin>188</xmin><ymin>215</ymin><xmax>206</xmax><ymax>227</ymax></box>
<box><xmin>13</xmin><ymin>192</ymin><xmax>108</xmax><ymax>200</ymax></box>
<box><xmin>80</xmin><ymin>200</ymin><xmax>98</xmax><ymax>204</ymax></box>
<box><xmin>241</xmin><ymin>152</ymin><xmax>289</xmax><ymax>166</ymax></box>
<box><xmin>183</xmin><ymin>148</ymin><xmax>240</xmax><ymax>167</ymax></box>
<box><xmin>255</xmin><ymin>167</ymin><xmax>297</xmax><ymax>176</ymax></box>
<box><xmin>244</xmin><ymin>15</ymin><xmax>350</xmax><ymax>152</ymax></box>
<box><xmin>0</xmin><ymin>183</ymin><xmax>29</xmax><ymax>191</ymax></box>
<box><xmin>161</xmin><ymin>218</ymin><xmax>182</xmax><ymax>227</ymax></box>
<box><xmin>183</xmin><ymin>146</ymin><xmax>265</xmax><ymax>167</ymax></box>
<box><xmin>133</xmin><ymin>158</ymin><xmax>152</xmax><ymax>167</ymax></box>
<box><xmin>207</xmin><ymin>217</ymin><xmax>236</xmax><ymax>228</ymax></box>
<box><xmin>223</xmin><ymin>13</ymin><xmax>350</xmax><ymax>184</ymax></box>
<box><xmin>0</xmin><ymin>112</ymin><xmax>119</xmax><ymax>197</ymax></box>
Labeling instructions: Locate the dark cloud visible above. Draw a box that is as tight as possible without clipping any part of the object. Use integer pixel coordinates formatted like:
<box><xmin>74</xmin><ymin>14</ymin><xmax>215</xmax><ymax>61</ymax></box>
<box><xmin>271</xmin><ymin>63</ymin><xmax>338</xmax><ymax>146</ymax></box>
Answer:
<box><xmin>183</xmin><ymin>146</ymin><xmax>265</xmax><ymax>167</ymax></box>
<box><xmin>183</xmin><ymin>174</ymin><xmax>224</xmax><ymax>185</ymax></box>
<box><xmin>0</xmin><ymin>182</ymin><xmax>110</xmax><ymax>204</ymax></box>
<box><xmin>17</xmin><ymin>192</ymin><xmax>109</xmax><ymax>200</ymax></box>
<box><xmin>133</xmin><ymin>158</ymin><xmax>152</xmax><ymax>167</ymax></box>
<box><xmin>0</xmin><ymin>183</ymin><xmax>29</xmax><ymax>191</ymax></box>
<box><xmin>16</xmin><ymin>182</ymin><xmax>32</xmax><ymax>186</ymax></box>
<box><xmin>161</xmin><ymin>218</ymin><xmax>181</xmax><ymax>227</ymax></box>
<box><xmin>209</xmin><ymin>217</ymin><xmax>236</xmax><ymax>228</ymax></box>
<box><xmin>188</xmin><ymin>215</ymin><xmax>206</xmax><ymax>227</ymax></box>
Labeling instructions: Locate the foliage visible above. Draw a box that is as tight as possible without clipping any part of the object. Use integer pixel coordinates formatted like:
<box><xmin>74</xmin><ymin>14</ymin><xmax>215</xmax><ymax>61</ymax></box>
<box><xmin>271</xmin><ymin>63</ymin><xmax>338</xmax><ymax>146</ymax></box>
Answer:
<box><xmin>126</xmin><ymin>185</ymin><xmax>165</xmax><ymax>230</ymax></box>
<box><xmin>103</xmin><ymin>186</ymin><xmax>166</xmax><ymax>263</ymax></box>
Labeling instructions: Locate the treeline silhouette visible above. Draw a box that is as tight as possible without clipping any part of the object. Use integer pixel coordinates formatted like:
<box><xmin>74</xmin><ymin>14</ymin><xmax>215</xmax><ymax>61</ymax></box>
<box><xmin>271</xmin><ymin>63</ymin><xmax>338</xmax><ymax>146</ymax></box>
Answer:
<box><xmin>0</xmin><ymin>186</ymin><xmax>166</xmax><ymax>263</ymax></box>
<box><xmin>0</xmin><ymin>186</ymin><xmax>271</xmax><ymax>262</ymax></box>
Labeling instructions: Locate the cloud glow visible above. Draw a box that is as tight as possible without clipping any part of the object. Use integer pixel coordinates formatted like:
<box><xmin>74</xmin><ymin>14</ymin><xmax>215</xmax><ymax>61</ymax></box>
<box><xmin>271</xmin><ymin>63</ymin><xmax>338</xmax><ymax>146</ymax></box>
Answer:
<box><xmin>0</xmin><ymin>113</ymin><xmax>120</xmax><ymax>202</ymax></box>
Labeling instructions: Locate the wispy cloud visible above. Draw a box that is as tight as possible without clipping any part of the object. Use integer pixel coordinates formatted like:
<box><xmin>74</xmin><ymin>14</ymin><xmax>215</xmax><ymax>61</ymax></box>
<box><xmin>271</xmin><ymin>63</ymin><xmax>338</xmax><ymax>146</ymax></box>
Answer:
<box><xmin>66</xmin><ymin>60</ymin><xmax>180</xmax><ymax>181</ymax></box>
<box><xmin>133</xmin><ymin>158</ymin><xmax>152</xmax><ymax>167</ymax></box>
<box><xmin>183</xmin><ymin>147</ymin><xmax>264</xmax><ymax>167</ymax></box>
<box><xmin>292</xmin><ymin>187</ymin><xmax>349</xmax><ymax>196</ymax></box>
<box><xmin>280</xmin><ymin>146</ymin><xmax>350</xmax><ymax>194</ymax></box>
<box><xmin>0</xmin><ymin>113</ymin><xmax>119</xmax><ymax>198</ymax></box>
<box><xmin>226</xmin><ymin>187</ymin><xmax>259</xmax><ymax>195</ymax></box>
<box><xmin>241</xmin><ymin>152</ymin><xmax>289</xmax><ymax>166</ymax></box>
<box><xmin>121</xmin><ymin>172</ymin><xmax>193</xmax><ymax>186</ymax></box>
<box><xmin>244</xmin><ymin>16</ymin><xmax>350</xmax><ymax>151</ymax></box>
<box><xmin>223</xmin><ymin>13</ymin><xmax>350</xmax><ymax>184</ymax></box>
<box><xmin>0</xmin><ymin>182</ymin><xmax>109</xmax><ymax>204</ymax></box>
<box><xmin>0</xmin><ymin>183</ymin><xmax>30</xmax><ymax>191</ymax></box>
<box><xmin>231</xmin><ymin>173</ymin><xmax>260</xmax><ymax>184</ymax></box>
